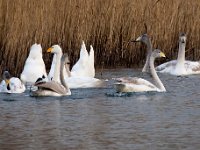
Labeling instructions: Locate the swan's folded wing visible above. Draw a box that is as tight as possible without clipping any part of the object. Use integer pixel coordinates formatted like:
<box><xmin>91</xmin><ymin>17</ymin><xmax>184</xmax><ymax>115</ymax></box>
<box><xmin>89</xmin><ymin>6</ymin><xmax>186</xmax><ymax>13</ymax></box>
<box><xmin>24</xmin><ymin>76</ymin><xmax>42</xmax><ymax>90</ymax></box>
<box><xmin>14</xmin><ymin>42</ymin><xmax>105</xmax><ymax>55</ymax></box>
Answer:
<box><xmin>114</xmin><ymin>77</ymin><xmax>156</xmax><ymax>89</ymax></box>
<box><xmin>35</xmin><ymin>81</ymin><xmax>67</xmax><ymax>94</ymax></box>
<box><xmin>156</xmin><ymin>60</ymin><xmax>177</xmax><ymax>72</ymax></box>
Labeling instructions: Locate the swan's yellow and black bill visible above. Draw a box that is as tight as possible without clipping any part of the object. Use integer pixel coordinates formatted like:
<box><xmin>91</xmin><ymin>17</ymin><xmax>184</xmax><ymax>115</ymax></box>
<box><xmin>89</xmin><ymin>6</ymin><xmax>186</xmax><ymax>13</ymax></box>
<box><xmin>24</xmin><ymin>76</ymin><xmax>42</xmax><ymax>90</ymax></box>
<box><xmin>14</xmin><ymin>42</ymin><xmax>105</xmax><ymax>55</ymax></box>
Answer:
<box><xmin>5</xmin><ymin>79</ymin><xmax>10</xmax><ymax>85</ymax></box>
<box><xmin>160</xmin><ymin>52</ymin><xmax>166</xmax><ymax>58</ymax></box>
<box><xmin>47</xmin><ymin>47</ymin><xmax>53</xmax><ymax>52</ymax></box>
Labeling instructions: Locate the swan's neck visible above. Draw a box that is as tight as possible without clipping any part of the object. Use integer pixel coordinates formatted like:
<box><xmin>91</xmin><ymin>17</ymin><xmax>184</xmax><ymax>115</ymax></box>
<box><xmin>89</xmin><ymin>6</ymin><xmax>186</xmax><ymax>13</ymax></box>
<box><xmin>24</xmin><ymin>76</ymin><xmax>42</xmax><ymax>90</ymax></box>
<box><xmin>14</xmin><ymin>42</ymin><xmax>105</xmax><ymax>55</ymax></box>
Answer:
<box><xmin>65</xmin><ymin>65</ymin><xmax>71</xmax><ymax>77</ymax></box>
<box><xmin>176</xmin><ymin>41</ymin><xmax>186</xmax><ymax>68</ymax></box>
<box><xmin>150</xmin><ymin>56</ymin><xmax>166</xmax><ymax>91</ymax></box>
<box><xmin>53</xmin><ymin>52</ymin><xmax>62</xmax><ymax>82</ymax></box>
<box><xmin>60</xmin><ymin>61</ymin><xmax>69</xmax><ymax>90</ymax></box>
<box><xmin>142</xmin><ymin>40</ymin><xmax>152</xmax><ymax>72</ymax></box>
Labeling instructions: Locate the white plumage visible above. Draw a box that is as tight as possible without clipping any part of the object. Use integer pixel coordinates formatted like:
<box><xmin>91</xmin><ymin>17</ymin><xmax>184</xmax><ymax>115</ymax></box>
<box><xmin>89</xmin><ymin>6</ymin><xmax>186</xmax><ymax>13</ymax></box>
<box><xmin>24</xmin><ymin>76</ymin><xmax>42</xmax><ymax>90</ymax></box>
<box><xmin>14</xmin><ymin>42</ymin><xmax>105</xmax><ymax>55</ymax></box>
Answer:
<box><xmin>20</xmin><ymin>43</ymin><xmax>47</xmax><ymax>84</ymax></box>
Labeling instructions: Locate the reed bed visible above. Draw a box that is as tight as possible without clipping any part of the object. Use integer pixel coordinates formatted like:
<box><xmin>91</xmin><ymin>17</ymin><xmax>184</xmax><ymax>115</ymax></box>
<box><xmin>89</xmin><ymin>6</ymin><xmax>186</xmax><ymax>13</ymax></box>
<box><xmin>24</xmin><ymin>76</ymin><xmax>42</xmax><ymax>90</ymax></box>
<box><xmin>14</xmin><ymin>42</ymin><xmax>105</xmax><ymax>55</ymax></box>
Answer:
<box><xmin>0</xmin><ymin>0</ymin><xmax>199</xmax><ymax>77</ymax></box>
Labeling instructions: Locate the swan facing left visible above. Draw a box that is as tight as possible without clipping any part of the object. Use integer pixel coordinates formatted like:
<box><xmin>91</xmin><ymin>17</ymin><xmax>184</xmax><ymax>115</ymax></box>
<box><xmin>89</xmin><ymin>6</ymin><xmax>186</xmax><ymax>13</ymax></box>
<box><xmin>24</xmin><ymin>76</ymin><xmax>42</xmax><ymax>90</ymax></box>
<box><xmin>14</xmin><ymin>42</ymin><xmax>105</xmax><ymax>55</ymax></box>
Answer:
<box><xmin>0</xmin><ymin>71</ymin><xmax>25</xmax><ymax>93</ymax></box>
<box><xmin>114</xmin><ymin>49</ymin><xmax>166</xmax><ymax>93</ymax></box>
<box><xmin>30</xmin><ymin>52</ymin><xmax>71</xmax><ymax>97</ymax></box>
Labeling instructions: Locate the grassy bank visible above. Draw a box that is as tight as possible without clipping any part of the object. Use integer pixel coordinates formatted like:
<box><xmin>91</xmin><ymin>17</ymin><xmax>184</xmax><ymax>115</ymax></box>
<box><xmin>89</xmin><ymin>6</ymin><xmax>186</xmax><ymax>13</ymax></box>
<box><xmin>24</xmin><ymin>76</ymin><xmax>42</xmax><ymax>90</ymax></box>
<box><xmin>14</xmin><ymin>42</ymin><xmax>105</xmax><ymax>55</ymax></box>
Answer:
<box><xmin>0</xmin><ymin>0</ymin><xmax>199</xmax><ymax>76</ymax></box>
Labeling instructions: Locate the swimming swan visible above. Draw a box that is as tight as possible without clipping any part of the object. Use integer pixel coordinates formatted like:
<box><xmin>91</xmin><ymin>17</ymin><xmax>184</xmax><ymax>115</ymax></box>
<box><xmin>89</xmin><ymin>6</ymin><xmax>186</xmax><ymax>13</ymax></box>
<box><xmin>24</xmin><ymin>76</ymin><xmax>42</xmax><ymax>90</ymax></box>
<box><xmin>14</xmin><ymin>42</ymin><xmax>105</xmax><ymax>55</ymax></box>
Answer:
<box><xmin>133</xmin><ymin>34</ymin><xmax>152</xmax><ymax>72</ymax></box>
<box><xmin>20</xmin><ymin>43</ymin><xmax>47</xmax><ymax>84</ymax></box>
<box><xmin>48</xmin><ymin>41</ymin><xmax>95</xmax><ymax>80</ymax></box>
<box><xmin>156</xmin><ymin>33</ymin><xmax>200</xmax><ymax>75</ymax></box>
<box><xmin>47</xmin><ymin>44</ymin><xmax>104</xmax><ymax>89</ymax></box>
<box><xmin>30</xmin><ymin>53</ymin><xmax>71</xmax><ymax>97</ymax></box>
<box><xmin>0</xmin><ymin>71</ymin><xmax>25</xmax><ymax>93</ymax></box>
<box><xmin>114</xmin><ymin>49</ymin><xmax>166</xmax><ymax>93</ymax></box>
<box><xmin>64</xmin><ymin>57</ymin><xmax>105</xmax><ymax>89</ymax></box>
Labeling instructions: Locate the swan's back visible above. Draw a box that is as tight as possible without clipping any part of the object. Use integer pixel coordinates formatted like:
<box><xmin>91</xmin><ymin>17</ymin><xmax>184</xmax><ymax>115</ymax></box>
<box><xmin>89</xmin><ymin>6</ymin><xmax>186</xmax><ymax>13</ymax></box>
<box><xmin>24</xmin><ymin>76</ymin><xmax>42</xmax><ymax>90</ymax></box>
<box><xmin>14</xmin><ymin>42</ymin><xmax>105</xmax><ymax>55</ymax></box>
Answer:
<box><xmin>65</xmin><ymin>76</ymin><xmax>104</xmax><ymax>89</ymax></box>
<box><xmin>114</xmin><ymin>77</ymin><xmax>158</xmax><ymax>93</ymax></box>
<box><xmin>20</xmin><ymin>43</ymin><xmax>47</xmax><ymax>84</ymax></box>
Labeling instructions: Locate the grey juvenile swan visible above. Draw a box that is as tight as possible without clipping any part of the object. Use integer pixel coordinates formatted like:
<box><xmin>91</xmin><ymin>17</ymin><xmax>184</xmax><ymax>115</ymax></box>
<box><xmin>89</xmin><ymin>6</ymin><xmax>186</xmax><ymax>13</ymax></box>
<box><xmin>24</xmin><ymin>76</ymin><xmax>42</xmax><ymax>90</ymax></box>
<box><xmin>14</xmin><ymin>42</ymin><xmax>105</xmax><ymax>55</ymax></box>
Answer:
<box><xmin>156</xmin><ymin>33</ymin><xmax>200</xmax><ymax>75</ymax></box>
<box><xmin>30</xmin><ymin>52</ymin><xmax>71</xmax><ymax>97</ymax></box>
<box><xmin>114</xmin><ymin>49</ymin><xmax>166</xmax><ymax>93</ymax></box>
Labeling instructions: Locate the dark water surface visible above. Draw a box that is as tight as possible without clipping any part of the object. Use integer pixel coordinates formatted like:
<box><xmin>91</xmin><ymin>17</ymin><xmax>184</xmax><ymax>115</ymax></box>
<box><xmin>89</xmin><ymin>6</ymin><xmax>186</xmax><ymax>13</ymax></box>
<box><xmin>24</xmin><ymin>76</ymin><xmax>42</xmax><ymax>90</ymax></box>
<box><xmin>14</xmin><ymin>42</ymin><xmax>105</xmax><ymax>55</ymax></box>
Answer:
<box><xmin>0</xmin><ymin>69</ymin><xmax>200</xmax><ymax>150</ymax></box>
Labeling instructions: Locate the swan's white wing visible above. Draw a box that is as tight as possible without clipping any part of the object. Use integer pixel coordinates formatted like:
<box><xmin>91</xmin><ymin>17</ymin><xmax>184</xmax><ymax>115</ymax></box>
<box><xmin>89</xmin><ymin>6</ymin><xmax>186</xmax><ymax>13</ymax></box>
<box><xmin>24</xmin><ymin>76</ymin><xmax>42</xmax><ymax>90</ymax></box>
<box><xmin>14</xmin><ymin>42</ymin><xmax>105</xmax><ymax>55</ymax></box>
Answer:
<box><xmin>88</xmin><ymin>45</ymin><xmax>95</xmax><ymax>77</ymax></box>
<box><xmin>71</xmin><ymin>41</ymin><xmax>92</xmax><ymax>77</ymax></box>
<box><xmin>65</xmin><ymin>76</ymin><xmax>104</xmax><ymax>89</ymax></box>
<box><xmin>155</xmin><ymin>60</ymin><xmax>177</xmax><ymax>72</ymax></box>
<box><xmin>71</xmin><ymin>42</ymin><xmax>96</xmax><ymax>78</ymax></box>
<box><xmin>114</xmin><ymin>77</ymin><xmax>159</xmax><ymax>92</ymax></box>
<box><xmin>156</xmin><ymin>60</ymin><xmax>200</xmax><ymax>75</ymax></box>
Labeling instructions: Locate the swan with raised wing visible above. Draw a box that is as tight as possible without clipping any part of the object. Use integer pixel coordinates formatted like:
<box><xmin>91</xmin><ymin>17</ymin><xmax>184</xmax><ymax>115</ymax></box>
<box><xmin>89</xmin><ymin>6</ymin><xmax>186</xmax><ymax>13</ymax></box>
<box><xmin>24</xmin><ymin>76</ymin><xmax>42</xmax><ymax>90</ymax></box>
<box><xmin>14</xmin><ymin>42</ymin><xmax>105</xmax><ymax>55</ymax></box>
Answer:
<box><xmin>47</xmin><ymin>45</ymin><xmax>104</xmax><ymax>89</ymax></box>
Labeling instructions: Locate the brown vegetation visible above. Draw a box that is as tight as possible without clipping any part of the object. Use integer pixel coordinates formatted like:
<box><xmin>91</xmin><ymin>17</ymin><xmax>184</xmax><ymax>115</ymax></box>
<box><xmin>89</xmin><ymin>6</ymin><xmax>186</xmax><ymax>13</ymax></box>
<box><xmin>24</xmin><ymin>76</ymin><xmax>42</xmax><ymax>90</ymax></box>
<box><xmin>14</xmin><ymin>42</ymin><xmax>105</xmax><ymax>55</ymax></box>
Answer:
<box><xmin>0</xmin><ymin>0</ymin><xmax>199</xmax><ymax>77</ymax></box>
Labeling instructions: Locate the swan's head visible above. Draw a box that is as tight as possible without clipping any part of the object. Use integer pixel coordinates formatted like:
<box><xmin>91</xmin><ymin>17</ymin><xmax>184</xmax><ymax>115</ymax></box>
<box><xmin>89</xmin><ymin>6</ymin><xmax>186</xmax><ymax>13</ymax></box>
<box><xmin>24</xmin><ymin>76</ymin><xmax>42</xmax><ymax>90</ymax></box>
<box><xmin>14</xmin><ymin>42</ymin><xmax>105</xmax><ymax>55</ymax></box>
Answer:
<box><xmin>47</xmin><ymin>45</ymin><xmax>62</xmax><ymax>54</ymax></box>
<box><xmin>3</xmin><ymin>71</ymin><xmax>11</xmax><ymax>90</ymax></box>
<box><xmin>134</xmin><ymin>34</ymin><xmax>150</xmax><ymax>44</ymax></box>
<box><xmin>28</xmin><ymin>43</ymin><xmax>43</xmax><ymax>59</ymax></box>
<box><xmin>151</xmin><ymin>49</ymin><xmax>166</xmax><ymax>59</ymax></box>
<box><xmin>179</xmin><ymin>33</ymin><xmax>186</xmax><ymax>44</ymax></box>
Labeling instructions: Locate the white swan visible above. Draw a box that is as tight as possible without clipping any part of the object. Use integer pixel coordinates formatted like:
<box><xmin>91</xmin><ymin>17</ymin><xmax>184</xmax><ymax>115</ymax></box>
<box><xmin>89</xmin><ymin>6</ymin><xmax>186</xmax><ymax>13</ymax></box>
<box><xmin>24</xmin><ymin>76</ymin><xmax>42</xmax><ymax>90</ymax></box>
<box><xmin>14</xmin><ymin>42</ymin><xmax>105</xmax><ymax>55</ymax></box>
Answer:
<box><xmin>133</xmin><ymin>34</ymin><xmax>152</xmax><ymax>72</ymax></box>
<box><xmin>156</xmin><ymin>33</ymin><xmax>200</xmax><ymax>75</ymax></box>
<box><xmin>30</xmin><ymin>53</ymin><xmax>71</xmax><ymax>97</ymax></box>
<box><xmin>47</xmin><ymin>45</ymin><xmax>104</xmax><ymax>89</ymax></box>
<box><xmin>20</xmin><ymin>43</ymin><xmax>47</xmax><ymax>84</ymax></box>
<box><xmin>48</xmin><ymin>41</ymin><xmax>95</xmax><ymax>79</ymax></box>
<box><xmin>114</xmin><ymin>49</ymin><xmax>166</xmax><ymax>93</ymax></box>
<box><xmin>0</xmin><ymin>71</ymin><xmax>25</xmax><ymax>93</ymax></box>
